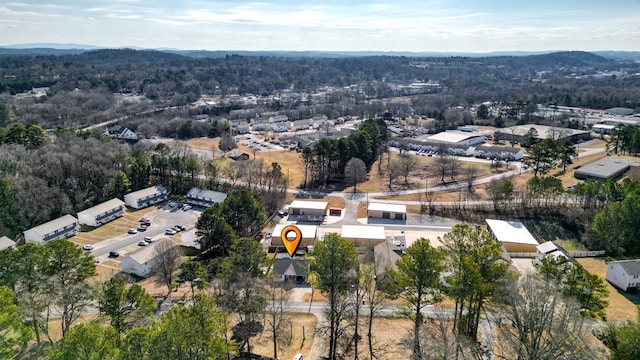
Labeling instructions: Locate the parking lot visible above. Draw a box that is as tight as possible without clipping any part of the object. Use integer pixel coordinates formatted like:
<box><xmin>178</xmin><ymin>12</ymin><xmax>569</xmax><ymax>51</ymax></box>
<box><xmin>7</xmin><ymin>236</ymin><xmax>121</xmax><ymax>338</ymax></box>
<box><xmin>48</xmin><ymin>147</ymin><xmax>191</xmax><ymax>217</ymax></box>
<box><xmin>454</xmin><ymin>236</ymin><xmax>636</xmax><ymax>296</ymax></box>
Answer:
<box><xmin>70</xmin><ymin>202</ymin><xmax>201</xmax><ymax>265</ymax></box>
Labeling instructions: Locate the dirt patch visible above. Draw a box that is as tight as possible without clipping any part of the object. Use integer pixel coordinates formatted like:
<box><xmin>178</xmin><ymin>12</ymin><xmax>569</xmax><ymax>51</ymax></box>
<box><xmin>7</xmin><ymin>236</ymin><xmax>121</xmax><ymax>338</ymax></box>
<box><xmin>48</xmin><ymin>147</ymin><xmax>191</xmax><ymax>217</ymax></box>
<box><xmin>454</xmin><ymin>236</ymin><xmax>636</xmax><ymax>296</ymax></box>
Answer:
<box><xmin>251</xmin><ymin>313</ymin><xmax>317</xmax><ymax>360</ymax></box>
<box><xmin>577</xmin><ymin>258</ymin><xmax>640</xmax><ymax>321</ymax></box>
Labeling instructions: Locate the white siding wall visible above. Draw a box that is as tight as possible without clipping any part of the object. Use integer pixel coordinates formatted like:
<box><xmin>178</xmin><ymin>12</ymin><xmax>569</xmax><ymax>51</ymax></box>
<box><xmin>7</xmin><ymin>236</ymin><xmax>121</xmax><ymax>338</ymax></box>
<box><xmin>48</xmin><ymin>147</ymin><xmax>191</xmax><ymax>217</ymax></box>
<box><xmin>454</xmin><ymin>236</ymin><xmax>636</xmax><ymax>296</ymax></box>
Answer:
<box><xmin>606</xmin><ymin>264</ymin><xmax>631</xmax><ymax>290</ymax></box>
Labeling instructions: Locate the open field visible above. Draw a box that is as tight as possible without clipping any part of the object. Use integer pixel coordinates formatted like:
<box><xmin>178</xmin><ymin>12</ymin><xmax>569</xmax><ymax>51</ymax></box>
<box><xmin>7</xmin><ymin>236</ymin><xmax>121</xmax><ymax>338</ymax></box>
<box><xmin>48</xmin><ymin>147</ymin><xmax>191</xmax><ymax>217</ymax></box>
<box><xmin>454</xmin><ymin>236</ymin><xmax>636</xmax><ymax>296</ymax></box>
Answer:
<box><xmin>251</xmin><ymin>313</ymin><xmax>317</xmax><ymax>360</ymax></box>
<box><xmin>577</xmin><ymin>258</ymin><xmax>640</xmax><ymax>321</ymax></box>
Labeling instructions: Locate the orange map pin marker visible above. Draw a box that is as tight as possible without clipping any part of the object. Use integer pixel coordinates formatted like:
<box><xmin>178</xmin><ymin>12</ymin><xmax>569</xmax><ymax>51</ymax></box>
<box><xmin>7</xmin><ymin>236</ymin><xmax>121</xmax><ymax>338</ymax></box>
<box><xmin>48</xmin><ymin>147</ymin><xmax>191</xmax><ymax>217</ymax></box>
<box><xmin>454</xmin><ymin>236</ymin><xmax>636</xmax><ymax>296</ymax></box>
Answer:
<box><xmin>281</xmin><ymin>225</ymin><xmax>302</xmax><ymax>257</ymax></box>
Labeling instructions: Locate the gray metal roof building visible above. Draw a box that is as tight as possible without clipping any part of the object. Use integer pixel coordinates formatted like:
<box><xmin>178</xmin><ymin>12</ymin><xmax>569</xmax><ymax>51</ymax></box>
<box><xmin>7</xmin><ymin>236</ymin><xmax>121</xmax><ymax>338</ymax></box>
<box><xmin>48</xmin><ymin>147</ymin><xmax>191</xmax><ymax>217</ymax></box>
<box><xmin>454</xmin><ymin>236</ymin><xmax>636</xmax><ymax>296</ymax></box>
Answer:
<box><xmin>574</xmin><ymin>156</ymin><xmax>631</xmax><ymax>181</ymax></box>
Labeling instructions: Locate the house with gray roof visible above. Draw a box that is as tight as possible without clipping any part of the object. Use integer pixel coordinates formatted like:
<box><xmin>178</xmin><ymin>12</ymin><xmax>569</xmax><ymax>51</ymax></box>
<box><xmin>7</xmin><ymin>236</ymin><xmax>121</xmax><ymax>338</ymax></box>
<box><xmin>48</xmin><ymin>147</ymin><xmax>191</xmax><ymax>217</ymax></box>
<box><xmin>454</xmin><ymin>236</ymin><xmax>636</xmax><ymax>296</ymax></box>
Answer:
<box><xmin>124</xmin><ymin>185</ymin><xmax>168</xmax><ymax>209</ymax></box>
<box><xmin>606</xmin><ymin>259</ymin><xmax>640</xmax><ymax>292</ymax></box>
<box><xmin>187</xmin><ymin>188</ymin><xmax>227</xmax><ymax>208</ymax></box>
<box><xmin>273</xmin><ymin>258</ymin><xmax>309</xmax><ymax>283</ymax></box>
<box><xmin>24</xmin><ymin>214</ymin><xmax>79</xmax><ymax>244</ymax></box>
<box><xmin>77</xmin><ymin>198</ymin><xmax>126</xmax><ymax>227</ymax></box>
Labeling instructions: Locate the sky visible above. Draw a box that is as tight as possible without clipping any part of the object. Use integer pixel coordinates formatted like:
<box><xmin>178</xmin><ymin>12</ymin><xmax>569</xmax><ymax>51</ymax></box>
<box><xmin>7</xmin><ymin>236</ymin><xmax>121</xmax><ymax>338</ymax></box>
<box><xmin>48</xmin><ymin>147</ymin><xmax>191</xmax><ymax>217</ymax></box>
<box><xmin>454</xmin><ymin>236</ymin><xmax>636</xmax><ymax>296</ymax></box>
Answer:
<box><xmin>2</xmin><ymin>0</ymin><xmax>640</xmax><ymax>52</ymax></box>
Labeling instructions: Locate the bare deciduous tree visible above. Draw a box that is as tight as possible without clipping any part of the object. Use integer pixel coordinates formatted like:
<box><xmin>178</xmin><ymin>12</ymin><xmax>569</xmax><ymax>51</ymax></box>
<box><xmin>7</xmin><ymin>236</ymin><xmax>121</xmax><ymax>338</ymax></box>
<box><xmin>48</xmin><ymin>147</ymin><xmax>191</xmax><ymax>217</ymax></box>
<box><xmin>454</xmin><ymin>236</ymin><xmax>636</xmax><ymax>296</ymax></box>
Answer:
<box><xmin>153</xmin><ymin>240</ymin><xmax>181</xmax><ymax>298</ymax></box>
<box><xmin>398</xmin><ymin>153</ymin><xmax>419</xmax><ymax>187</ymax></box>
<box><xmin>494</xmin><ymin>273</ymin><xmax>596</xmax><ymax>360</ymax></box>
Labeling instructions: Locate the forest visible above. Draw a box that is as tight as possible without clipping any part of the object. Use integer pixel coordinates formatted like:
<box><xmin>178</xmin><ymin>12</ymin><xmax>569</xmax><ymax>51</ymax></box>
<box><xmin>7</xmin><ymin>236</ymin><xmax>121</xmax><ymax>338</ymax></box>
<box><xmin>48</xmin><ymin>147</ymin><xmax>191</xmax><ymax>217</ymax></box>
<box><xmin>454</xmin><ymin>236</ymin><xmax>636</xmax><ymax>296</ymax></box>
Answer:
<box><xmin>0</xmin><ymin>50</ymin><xmax>639</xmax><ymax>131</ymax></box>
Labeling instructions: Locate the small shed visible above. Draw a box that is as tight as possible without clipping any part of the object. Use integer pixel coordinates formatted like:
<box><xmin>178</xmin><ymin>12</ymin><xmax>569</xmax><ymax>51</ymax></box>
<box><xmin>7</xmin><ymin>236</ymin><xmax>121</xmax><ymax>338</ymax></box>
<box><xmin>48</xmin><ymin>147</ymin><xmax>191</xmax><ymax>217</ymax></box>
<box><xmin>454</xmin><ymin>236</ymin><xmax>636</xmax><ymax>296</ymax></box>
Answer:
<box><xmin>485</xmin><ymin>219</ymin><xmax>539</xmax><ymax>253</ymax></box>
<box><xmin>536</xmin><ymin>241</ymin><xmax>572</xmax><ymax>265</ymax></box>
<box><xmin>367</xmin><ymin>202</ymin><xmax>406</xmax><ymax>220</ymax></box>
<box><xmin>24</xmin><ymin>214</ymin><xmax>79</xmax><ymax>244</ymax></box>
<box><xmin>124</xmin><ymin>185</ymin><xmax>168</xmax><ymax>209</ymax></box>
<box><xmin>0</xmin><ymin>236</ymin><xmax>17</xmax><ymax>251</ymax></box>
<box><xmin>227</xmin><ymin>149</ymin><xmax>250</xmax><ymax>161</ymax></box>
<box><xmin>606</xmin><ymin>260</ymin><xmax>640</xmax><ymax>292</ymax></box>
<box><xmin>271</xmin><ymin>224</ymin><xmax>317</xmax><ymax>248</ymax></box>
<box><xmin>341</xmin><ymin>225</ymin><xmax>386</xmax><ymax>247</ymax></box>
<box><xmin>121</xmin><ymin>239</ymin><xmax>177</xmax><ymax>278</ymax></box>
<box><xmin>77</xmin><ymin>198</ymin><xmax>126</xmax><ymax>227</ymax></box>
<box><xmin>289</xmin><ymin>200</ymin><xmax>328</xmax><ymax>216</ymax></box>
<box><xmin>273</xmin><ymin>258</ymin><xmax>309</xmax><ymax>283</ymax></box>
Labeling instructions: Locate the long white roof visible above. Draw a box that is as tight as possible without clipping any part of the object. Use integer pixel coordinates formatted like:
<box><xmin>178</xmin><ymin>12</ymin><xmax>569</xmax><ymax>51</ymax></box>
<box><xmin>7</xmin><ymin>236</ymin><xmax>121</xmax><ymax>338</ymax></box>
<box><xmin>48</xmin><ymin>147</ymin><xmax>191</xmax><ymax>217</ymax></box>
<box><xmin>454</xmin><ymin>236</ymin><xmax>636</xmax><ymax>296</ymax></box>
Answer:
<box><xmin>289</xmin><ymin>200</ymin><xmax>328</xmax><ymax>210</ymax></box>
<box><xmin>273</xmin><ymin>224</ymin><xmax>317</xmax><ymax>239</ymax></box>
<box><xmin>486</xmin><ymin>219</ymin><xmax>539</xmax><ymax>245</ymax></box>
<box><xmin>125</xmin><ymin>239</ymin><xmax>176</xmax><ymax>264</ymax></box>
<box><xmin>77</xmin><ymin>198</ymin><xmax>125</xmax><ymax>217</ymax></box>
<box><xmin>427</xmin><ymin>130</ymin><xmax>484</xmax><ymax>144</ymax></box>
<box><xmin>367</xmin><ymin>202</ymin><xmax>406</xmax><ymax>213</ymax></box>
<box><xmin>26</xmin><ymin>214</ymin><xmax>78</xmax><ymax>237</ymax></box>
<box><xmin>341</xmin><ymin>225</ymin><xmax>386</xmax><ymax>240</ymax></box>
<box><xmin>126</xmin><ymin>185</ymin><xmax>166</xmax><ymax>199</ymax></box>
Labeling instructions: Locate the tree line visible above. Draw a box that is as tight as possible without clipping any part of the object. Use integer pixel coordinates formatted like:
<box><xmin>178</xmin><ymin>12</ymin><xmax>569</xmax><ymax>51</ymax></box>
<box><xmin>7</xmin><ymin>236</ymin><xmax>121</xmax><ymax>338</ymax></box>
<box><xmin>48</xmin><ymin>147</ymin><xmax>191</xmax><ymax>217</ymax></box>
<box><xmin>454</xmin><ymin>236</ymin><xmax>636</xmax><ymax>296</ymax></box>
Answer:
<box><xmin>310</xmin><ymin>224</ymin><xmax>612</xmax><ymax>360</ymax></box>
<box><xmin>301</xmin><ymin>118</ymin><xmax>387</xmax><ymax>187</ymax></box>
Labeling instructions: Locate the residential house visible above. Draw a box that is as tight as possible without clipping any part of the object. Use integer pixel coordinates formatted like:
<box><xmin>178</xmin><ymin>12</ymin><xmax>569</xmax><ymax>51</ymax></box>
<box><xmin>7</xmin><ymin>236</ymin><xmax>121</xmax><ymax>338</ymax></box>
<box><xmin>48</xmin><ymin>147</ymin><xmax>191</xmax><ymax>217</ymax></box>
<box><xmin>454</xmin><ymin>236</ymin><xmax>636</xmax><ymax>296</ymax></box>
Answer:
<box><xmin>606</xmin><ymin>260</ymin><xmax>640</xmax><ymax>292</ymax></box>
<box><xmin>124</xmin><ymin>185</ymin><xmax>168</xmax><ymax>209</ymax></box>
<box><xmin>77</xmin><ymin>198</ymin><xmax>126</xmax><ymax>227</ymax></box>
<box><xmin>227</xmin><ymin>149</ymin><xmax>250</xmax><ymax>161</ymax></box>
<box><xmin>273</xmin><ymin>258</ymin><xmax>309</xmax><ymax>283</ymax></box>
<box><xmin>104</xmin><ymin>125</ymin><xmax>138</xmax><ymax>142</ymax></box>
<box><xmin>121</xmin><ymin>239</ymin><xmax>178</xmax><ymax>278</ymax></box>
<box><xmin>186</xmin><ymin>188</ymin><xmax>227</xmax><ymax>208</ymax></box>
<box><xmin>24</xmin><ymin>214</ymin><xmax>79</xmax><ymax>244</ymax></box>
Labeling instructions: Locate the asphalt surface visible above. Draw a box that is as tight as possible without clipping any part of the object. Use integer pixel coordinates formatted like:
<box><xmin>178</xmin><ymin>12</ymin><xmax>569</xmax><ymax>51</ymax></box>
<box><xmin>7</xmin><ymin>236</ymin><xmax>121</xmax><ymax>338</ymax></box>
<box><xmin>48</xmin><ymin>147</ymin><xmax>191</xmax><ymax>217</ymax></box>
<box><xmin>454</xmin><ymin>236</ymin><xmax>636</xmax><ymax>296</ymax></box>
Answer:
<box><xmin>90</xmin><ymin>206</ymin><xmax>200</xmax><ymax>259</ymax></box>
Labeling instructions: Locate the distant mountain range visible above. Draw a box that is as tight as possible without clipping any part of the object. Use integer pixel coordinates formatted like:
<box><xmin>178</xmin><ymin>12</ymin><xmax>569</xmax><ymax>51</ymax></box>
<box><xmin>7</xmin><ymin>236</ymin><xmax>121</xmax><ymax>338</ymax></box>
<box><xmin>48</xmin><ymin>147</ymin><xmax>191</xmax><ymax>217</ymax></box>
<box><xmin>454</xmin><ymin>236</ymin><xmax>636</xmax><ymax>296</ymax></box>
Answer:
<box><xmin>1</xmin><ymin>43</ymin><xmax>639</xmax><ymax>60</ymax></box>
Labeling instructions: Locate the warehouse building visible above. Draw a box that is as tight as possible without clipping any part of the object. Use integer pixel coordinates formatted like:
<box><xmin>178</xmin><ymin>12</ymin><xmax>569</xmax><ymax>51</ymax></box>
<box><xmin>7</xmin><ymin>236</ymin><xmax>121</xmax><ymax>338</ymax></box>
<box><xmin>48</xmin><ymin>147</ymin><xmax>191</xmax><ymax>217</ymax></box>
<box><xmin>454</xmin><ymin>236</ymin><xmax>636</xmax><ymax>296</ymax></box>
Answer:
<box><xmin>426</xmin><ymin>130</ymin><xmax>486</xmax><ymax>147</ymax></box>
<box><xmin>341</xmin><ymin>225</ymin><xmax>386</xmax><ymax>247</ymax></box>
<box><xmin>485</xmin><ymin>219</ymin><xmax>539</xmax><ymax>253</ymax></box>
<box><xmin>495</xmin><ymin>125</ymin><xmax>590</xmax><ymax>144</ymax></box>
<box><xmin>24</xmin><ymin>214</ymin><xmax>79</xmax><ymax>244</ymax></box>
<box><xmin>367</xmin><ymin>202</ymin><xmax>406</xmax><ymax>220</ymax></box>
<box><xmin>288</xmin><ymin>200</ymin><xmax>328</xmax><ymax>216</ymax></box>
<box><xmin>124</xmin><ymin>185</ymin><xmax>168</xmax><ymax>209</ymax></box>
<box><xmin>271</xmin><ymin>224</ymin><xmax>318</xmax><ymax>248</ymax></box>
<box><xmin>77</xmin><ymin>198</ymin><xmax>126</xmax><ymax>227</ymax></box>
<box><xmin>574</xmin><ymin>156</ymin><xmax>631</xmax><ymax>181</ymax></box>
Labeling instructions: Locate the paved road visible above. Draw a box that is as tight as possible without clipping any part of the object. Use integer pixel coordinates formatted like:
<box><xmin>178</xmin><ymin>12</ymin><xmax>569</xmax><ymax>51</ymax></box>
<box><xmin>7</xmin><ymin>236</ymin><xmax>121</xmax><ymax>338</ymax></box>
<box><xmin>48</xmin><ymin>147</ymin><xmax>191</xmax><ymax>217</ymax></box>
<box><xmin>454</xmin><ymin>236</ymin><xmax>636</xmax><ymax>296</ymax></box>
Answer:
<box><xmin>90</xmin><ymin>206</ymin><xmax>199</xmax><ymax>259</ymax></box>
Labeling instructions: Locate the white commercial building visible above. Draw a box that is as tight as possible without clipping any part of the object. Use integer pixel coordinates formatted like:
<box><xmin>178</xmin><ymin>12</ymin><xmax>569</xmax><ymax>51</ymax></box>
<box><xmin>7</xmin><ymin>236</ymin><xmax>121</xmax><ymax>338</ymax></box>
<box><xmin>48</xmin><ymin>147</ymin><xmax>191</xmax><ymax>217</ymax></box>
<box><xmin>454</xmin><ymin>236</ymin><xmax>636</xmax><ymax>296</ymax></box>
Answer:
<box><xmin>367</xmin><ymin>202</ymin><xmax>406</xmax><ymax>220</ymax></box>
<box><xmin>486</xmin><ymin>219</ymin><xmax>539</xmax><ymax>253</ymax></box>
<box><xmin>427</xmin><ymin>130</ymin><xmax>486</xmax><ymax>146</ymax></box>
<box><xmin>606</xmin><ymin>260</ymin><xmax>640</xmax><ymax>292</ymax></box>
<box><xmin>124</xmin><ymin>185</ymin><xmax>168</xmax><ymax>209</ymax></box>
<box><xmin>271</xmin><ymin>224</ymin><xmax>318</xmax><ymax>248</ymax></box>
<box><xmin>341</xmin><ymin>225</ymin><xmax>386</xmax><ymax>247</ymax></box>
<box><xmin>289</xmin><ymin>200</ymin><xmax>328</xmax><ymax>216</ymax></box>
<box><xmin>77</xmin><ymin>198</ymin><xmax>126</xmax><ymax>227</ymax></box>
<box><xmin>121</xmin><ymin>239</ymin><xmax>178</xmax><ymax>278</ymax></box>
<box><xmin>23</xmin><ymin>214</ymin><xmax>79</xmax><ymax>244</ymax></box>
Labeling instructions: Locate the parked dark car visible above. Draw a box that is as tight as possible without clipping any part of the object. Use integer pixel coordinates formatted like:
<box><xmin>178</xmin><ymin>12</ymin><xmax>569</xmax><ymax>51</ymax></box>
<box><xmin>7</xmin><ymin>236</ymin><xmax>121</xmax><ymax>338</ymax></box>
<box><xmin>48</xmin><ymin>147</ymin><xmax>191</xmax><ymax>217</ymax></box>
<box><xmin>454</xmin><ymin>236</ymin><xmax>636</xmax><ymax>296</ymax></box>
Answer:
<box><xmin>108</xmin><ymin>251</ymin><xmax>119</xmax><ymax>258</ymax></box>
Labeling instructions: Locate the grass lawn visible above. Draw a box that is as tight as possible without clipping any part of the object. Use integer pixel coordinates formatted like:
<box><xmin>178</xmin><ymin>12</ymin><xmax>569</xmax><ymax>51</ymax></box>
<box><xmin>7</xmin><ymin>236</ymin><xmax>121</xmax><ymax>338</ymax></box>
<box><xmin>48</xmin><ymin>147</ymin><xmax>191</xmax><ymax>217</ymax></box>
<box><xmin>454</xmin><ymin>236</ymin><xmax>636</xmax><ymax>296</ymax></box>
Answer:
<box><xmin>577</xmin><ymin>258</ymin><xmax>640</xmax><ymax>321</ymax></box>
<box><xmin>70</xmin><ymin>206</ymin><xmax>158</xmax><ymax>246</ymax></box>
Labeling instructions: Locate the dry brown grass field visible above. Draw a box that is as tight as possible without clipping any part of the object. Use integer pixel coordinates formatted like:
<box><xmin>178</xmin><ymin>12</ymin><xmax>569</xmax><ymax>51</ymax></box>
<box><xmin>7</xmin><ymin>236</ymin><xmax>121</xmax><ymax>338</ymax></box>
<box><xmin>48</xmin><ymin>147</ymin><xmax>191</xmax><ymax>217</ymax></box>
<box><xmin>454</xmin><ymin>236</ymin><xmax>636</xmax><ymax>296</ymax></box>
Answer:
<box><xmin>251</xmin><ymin>313</ymin><xmax>317</xmax><ymax>360</ymax></box>
<box><xmin>577</xmin><ymin>258</ymin><xmax>640</xmax><ymax>321</ymax></box>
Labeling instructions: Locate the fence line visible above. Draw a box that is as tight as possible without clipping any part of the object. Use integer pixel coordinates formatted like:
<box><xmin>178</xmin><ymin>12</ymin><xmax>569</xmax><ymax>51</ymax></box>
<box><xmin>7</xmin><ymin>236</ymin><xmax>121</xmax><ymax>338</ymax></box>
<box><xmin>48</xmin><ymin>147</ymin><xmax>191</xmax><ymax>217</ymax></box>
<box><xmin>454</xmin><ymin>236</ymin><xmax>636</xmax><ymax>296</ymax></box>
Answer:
<box><xmin>508</xmin><ymin>250</ymin><xmax>605</xmax><ymax>259</ymax></box>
